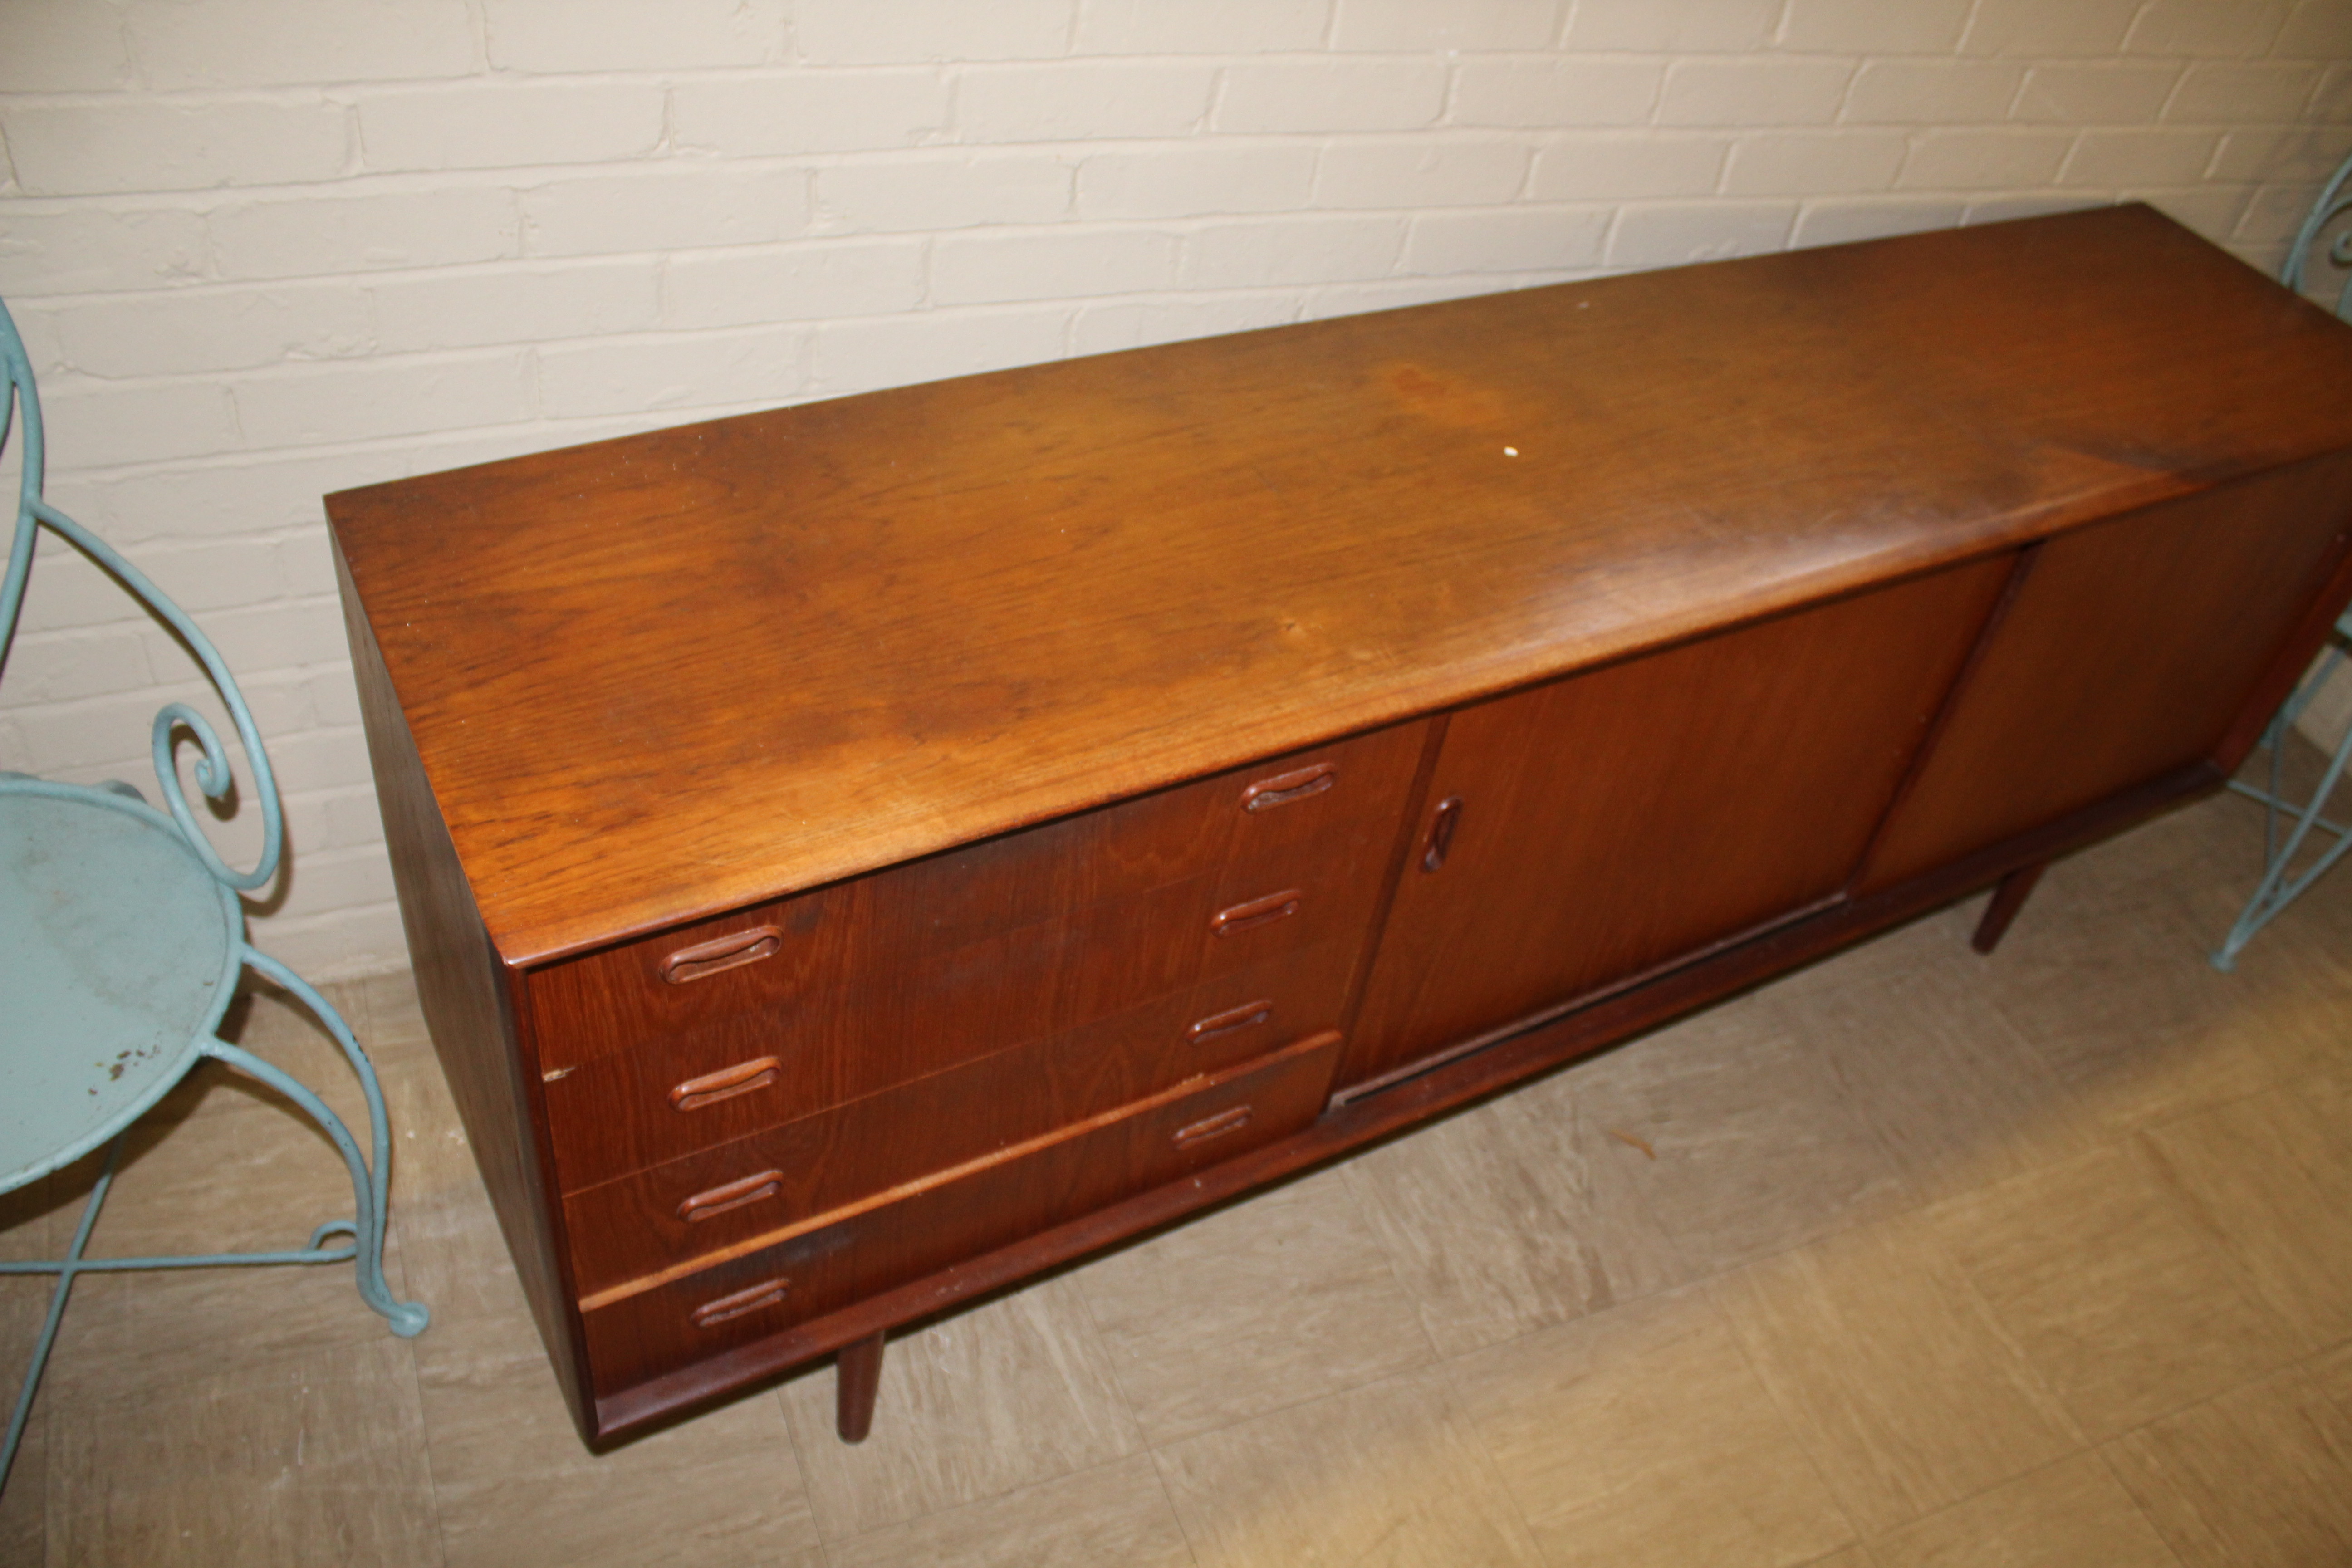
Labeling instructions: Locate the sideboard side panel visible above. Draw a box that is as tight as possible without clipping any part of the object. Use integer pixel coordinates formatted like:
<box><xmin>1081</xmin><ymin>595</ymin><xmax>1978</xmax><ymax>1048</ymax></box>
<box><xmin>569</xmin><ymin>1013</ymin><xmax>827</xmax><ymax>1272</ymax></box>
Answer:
<box><xmin>335</xmin><ymin>536</ymin><xmax>591</xmax><ymax>1426</ymax></box>
<box><xmin>1857</xmin><ymin>454</ymin><xmax>2352</xmax><ymax>894</ymax></box>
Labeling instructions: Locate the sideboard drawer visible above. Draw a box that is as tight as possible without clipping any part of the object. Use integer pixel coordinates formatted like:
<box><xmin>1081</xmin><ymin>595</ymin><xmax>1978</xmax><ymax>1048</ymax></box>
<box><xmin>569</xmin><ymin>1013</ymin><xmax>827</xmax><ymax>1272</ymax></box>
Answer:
<box><xmin>524</xmin><ymin>720</ymin><xmax>1424</xmax><ymax>1081</ymax></box>
<box><xmin>578</xmin><ymin>1029</ymin><xmax>1343</xmax><ymax>1397</ymax></box>
<box><xmin>562</xmin><ymin>988</ymin><xmax>1355</xmax><ymax>1293</ymax></box>
<box><xmin>544</xmin><ymin>933</ymin><xmax>1363</xmax><ymax>1195</ymax></box>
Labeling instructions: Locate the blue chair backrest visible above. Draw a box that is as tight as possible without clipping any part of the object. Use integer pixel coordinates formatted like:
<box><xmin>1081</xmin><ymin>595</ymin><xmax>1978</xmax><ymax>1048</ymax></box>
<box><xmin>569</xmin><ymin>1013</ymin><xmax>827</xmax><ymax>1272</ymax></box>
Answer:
<box><xmin>0</xmin><ymin>298</ymin><xmax>284</xmax><ymax>893</ymax></box>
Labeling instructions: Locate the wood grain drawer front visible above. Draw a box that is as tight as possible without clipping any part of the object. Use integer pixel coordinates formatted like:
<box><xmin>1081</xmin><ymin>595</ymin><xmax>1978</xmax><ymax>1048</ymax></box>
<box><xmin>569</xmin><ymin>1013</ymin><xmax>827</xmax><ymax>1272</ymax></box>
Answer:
<box><xmin>543</xmin><ymin>934</ymin><xmax>1363</xmax><ymax>1198</ymax></box>
<box><xmin>559</xmin><ymin>951</ymin><xmax>1355</xmax><ymax>1293</ymax></box>
<box><xmin>525</xmin><ymin>719</ymin><xmax>1423</xmax><ymax>1080</ymax></box>
<box><xmin>537</xmin><ymin>869</ymin><xmax>1377</xmax><ymax>1189</ymax></box>
<box><xmin>577</xmin><ymin>1029</ymin><xmax>1343</xmax><ymax>1397</ymax></box>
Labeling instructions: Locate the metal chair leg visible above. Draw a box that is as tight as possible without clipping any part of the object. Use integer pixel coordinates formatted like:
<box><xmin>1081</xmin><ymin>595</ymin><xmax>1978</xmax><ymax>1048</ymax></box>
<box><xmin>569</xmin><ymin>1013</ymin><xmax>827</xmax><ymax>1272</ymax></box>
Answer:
<box><xmin>0</xmin><ymin>1141</ymin><xmax>122</xmax><ymax>1498</ymax></box>
<box><xmin>208</xmin><ymin>947</ymin><xmax>431</xmax><ymax>1338</ymax></box>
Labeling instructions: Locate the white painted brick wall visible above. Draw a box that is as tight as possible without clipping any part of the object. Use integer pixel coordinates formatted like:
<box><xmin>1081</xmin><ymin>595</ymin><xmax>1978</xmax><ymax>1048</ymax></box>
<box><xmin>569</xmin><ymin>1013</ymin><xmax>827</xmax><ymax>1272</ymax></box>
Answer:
<box><xmin>370</xmin><ymin>261</ymin><xmax>662</xmax><ymax>353</ymax></box>
<box><xmin>817</xmin><ymin>152</ymin><xmax>1075</xmax><ymax>232</ymax></box>
<box><xmin>519</xmin><ymin>168</ymin><xmax>810</xmax><ymax>258</ymax></box>
<box><xmin>1332</xmin><ymin>0</ymin><xmax>1563</xmax><ymax>55</ymax></box>
<box><xmin>480</xmin><ymin>0</ymin><xmax>783</xmax><ymax>74</ymax></box>
<box><xmin>129</xmin><ymin>0</ymin><xmax>481</xmax><ymax>89</ymax></box>
<box><xmin>0</xmin><ymin>5</ymin><xmax>139</xmax><ymax>93</ymax></box>
<box><xmin>672</xmin><ymin>71</ymin><xmax>951</xmax><ymax>155</ymax></box>
<box><xmin>1966</xmin><ymin>0</ymin><xmax>2146</xmax><ymax>58</ymax></box>
<box><xmin>666</xmin><ymin>239</ymin><xmax>926</xmax><ymax>327</ymax></box>
<box><xmin>931</xmin><ymin>228</ymin><xmax>1181</xmax><ymax>305</ymax></box>
<box><xmin>1313</xmin><ymin>138</ymin><xmax>1533</xmax><ymax>207</ymax></box>
<box><xmin>956</xmin><ymin>62</ymin><xmax>1211</xmax><ymax>143</ymax></box>
<box><xmin>6</xmin><ymin>100</ymin><xmax>350</xmax><ymax>194</ymax></box>
<box><xmin>1076</xmin><ymin>0</ymin><xmax>1326</xmax><ymax>56</ymax></box>
<box><xmin>1401</xmin><ymin>208</ymin><xmax>1611</xmax><ymax>274</ymax></box>
<box><xmin>537</xmin><ymin>323</ymin><xmax>807</xmax><ymax>418</ymax></box>
<box><xmin>1</xmin><ymin>0</ymin><xmax>2346</xmax><ymax>979</ymax></box>
<box><xmin>1784</xmin><ymin>0</ymin><xmax>1973</xmax><ymax>56</ymax></box>
<box><xmin>1568</xmin><ymin>0</ymin><xmax>1778</xmax><ymax>53</ymax></box>
<box><xmin>1724</xmin><ymin>130</ymin><xmax>1910</xmax><ymax>195</ymax></box>
<box><xmin>208</xmin><ymin>188</ymin><xmax>521</xmax><ymax>280</ymax></box>
<box><xmin>1451</xmin><ymin>60</ymin><xmax>1666</xmax><ymax>127</ymax></box>
<box><xmin>2014</xmin><ymin>63</ymin><xmax>2183</xmax><ymax>124</ymax></box>
<box><xmin>1186</xmin><ymin>215</ymin><xmax>1407</xmax><ymax>288</ymax></box>
<box><xmin>1215</xmin><ymin>61</ymin><xmax>1450</xmax><ymax>134</ymax></box>
<box><xmin>1659</xmin><ymin>58</ymin><xmax>1858</xmax><ymax>126</ymax></box>
<box><xmin>357</xmin><ymin>83</ymin><xmax>668</xmax><ymax>173</ymax></box>
<box><xmin>1529</xmin><ymin>133</ymin><xmax>1728</xmax><ymax>198</ymax></box>
<box><xmin>1075</xmin><ymin>145</ymin><xmax>1317</xmax><ymax>218</ymax></box>
<box><xmin>230</xmin><ymin>350</ymin><xmax>535</xmax><ymax>447</ymax></box>
<box><xmin>796</xmin><ymin>0</ymin><xmax>1073</xmax><ymax>66</ymax></box>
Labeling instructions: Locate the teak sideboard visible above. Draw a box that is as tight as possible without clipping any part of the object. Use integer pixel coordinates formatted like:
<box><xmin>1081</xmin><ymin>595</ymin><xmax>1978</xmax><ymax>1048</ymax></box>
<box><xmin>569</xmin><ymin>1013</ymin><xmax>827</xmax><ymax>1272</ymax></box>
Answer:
<box><xmin>328</xmin><ymin>204</ymin><xmax>2352</xmax><ymax>1449</ymax></box>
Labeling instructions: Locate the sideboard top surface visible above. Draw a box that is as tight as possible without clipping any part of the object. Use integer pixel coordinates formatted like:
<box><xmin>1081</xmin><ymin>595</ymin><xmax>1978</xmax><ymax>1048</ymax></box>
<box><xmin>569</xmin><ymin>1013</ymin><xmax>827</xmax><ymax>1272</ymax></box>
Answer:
<box><xmin>328</xmin><ymin>203</ymin><xmax>2352</xmax><ymax>965</ymax></box>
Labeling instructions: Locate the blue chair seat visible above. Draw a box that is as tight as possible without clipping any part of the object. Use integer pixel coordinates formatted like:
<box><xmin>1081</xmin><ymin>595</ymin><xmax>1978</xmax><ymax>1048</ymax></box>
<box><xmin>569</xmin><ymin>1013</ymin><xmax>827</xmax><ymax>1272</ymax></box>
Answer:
<box><xmin>0</xmin><ymin>780</ymin><xmax>241</xmax><ymax>1190</ymax></box>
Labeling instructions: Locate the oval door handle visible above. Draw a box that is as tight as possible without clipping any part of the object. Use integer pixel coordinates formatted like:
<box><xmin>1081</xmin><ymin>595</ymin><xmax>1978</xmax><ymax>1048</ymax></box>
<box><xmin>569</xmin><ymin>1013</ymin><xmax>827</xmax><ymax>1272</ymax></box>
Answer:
<box><xmin>1211</xmin><ymin>889</ymin><xmax>1302</xmax><ymax>937</ymax></box>
<box><xmin>1421</xmin><ymin>797</ymin><xmax>1463</xmax><ymax>872</ymax></box>
<box><xmin>690</xmin><ymin>1276</ymin><xmax>791</xmax><ymax>1328</ymax></box>
<box><xmin>1174</xmin><ymin>1105</ymin><xmax>1254</xmax><ymax>1149</ymax></box>
<box><xmin>1188</xmin><ymin>999</ymin><xmax>1274</xmax><ymax>1042</ymax></box>
<box><xmin>1240</xmin><ymin>763</ymin><xmax>1335</xmax><ymax>812</ymax></box>
<box><xmin>678</xmin><ymin>1169</ymin><xmax>784</xmax><ymax>1224</ymax></box>
<box><xmin>659</xmin><ymin>925</ymin><xmax>782</xmax><ymax>984</ymax></box>
<box><xmin>670</xmin><ymin>1056</ymin><xmax>782</xmax><ymax>1112</ymax></box>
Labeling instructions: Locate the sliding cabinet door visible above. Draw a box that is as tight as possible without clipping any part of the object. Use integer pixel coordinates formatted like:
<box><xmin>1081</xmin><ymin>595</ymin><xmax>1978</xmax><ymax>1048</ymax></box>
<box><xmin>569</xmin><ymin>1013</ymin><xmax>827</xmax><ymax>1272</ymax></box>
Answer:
<box><xmin>1341</xmin><ymin>555</ymin><xmax>2011</xmax><ymax>1092</ymax></box>
<box><xmin>1858</xmin><ymin>457</ymin><xmax>2352</xmax><ymax>894</ymax></box>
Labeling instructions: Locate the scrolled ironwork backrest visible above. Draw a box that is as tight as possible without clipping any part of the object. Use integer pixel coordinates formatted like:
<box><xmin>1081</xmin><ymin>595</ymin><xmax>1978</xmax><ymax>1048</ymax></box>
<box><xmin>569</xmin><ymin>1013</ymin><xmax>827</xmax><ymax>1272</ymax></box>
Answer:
<box><xmin>0</xmin><ymin>296</ymin><xmax>284</xmax><ymax>893</ymax></box>
<box><xmin>2283</xmin><ymin>147</ymin><xmax>2352</xmax><ymax>320</ymax></box>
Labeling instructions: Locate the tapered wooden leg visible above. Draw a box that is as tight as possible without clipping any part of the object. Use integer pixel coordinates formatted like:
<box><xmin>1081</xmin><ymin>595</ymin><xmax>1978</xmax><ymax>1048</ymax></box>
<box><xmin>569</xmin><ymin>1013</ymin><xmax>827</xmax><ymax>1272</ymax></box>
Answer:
<box><xmin>1971</xmin><ymin>862</ymin><xmax>2046</xmax><ymax>954</ymax></box>
<box><xmin>835</xmin><ymin>1332</ymin><xmax>885</xmax><ymax>1444</ymax></box>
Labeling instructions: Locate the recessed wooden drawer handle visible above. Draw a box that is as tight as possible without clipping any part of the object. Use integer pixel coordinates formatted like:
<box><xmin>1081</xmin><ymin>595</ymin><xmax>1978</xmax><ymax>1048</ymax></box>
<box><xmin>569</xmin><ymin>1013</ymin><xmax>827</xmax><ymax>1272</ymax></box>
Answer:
<box><xmin>1174</xmin><ymin>1105</ymin><xmax>1253</xmax><ymax>1149</ymax></box>
<box><xmin>659</xmin><ymin>925</ymin><xmax>783</xmax><ymax>985</ymax></box>
<box><xmin>1421</xmin><ymin>797</ymin><xmax>1463</xmax><ymax>872</ymax></box>
<box><xmin>1240</xmin><ymin>763</ymin><xmax>1335</xmax><ymax>812</ymax></box>
<box><xmin>690</xmin><ymin>1276</ymin><xmax>790</xmax><ymax>1328</ymax></box>
<box><xmin>1211</xmin><ymin>889</ymin><xmax>1301</xmax><ymax>937</ymax></box>
<box><xmin>1188</xmin><ymin>999</ymin><xmax>1274</xmax><ymax>1041</ymax></box>
<box><xmin>678</xmin><ymin>1169</ymin><xmax>785</xmax><ymax>1224</ymax></box>
<box><xmin>669</xmin><ymin>1056</ymin><xmax>782</xmax><ymax>1112</ymax></box>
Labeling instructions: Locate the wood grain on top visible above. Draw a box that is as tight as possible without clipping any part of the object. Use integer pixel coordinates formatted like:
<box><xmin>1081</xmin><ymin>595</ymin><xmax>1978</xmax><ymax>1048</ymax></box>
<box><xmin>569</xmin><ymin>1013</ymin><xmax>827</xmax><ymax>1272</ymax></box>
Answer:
<box><xmin>326</xmin><ymin>204</ymin><xmax>2352</xmax><ymax>965</ymax></box>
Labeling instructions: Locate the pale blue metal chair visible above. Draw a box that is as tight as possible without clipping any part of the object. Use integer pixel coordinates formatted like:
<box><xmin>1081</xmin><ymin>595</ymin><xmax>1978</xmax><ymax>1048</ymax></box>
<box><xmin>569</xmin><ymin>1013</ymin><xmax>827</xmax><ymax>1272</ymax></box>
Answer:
<box><xmin>0</xmin><ymin>297</ymin><xmax>426</xmax><ymax>1496</ymax></box>
<box><xmin>2212</xmin><ymin>147</ymin><xmax>2352</xmax><ymax>970</ymax></box>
